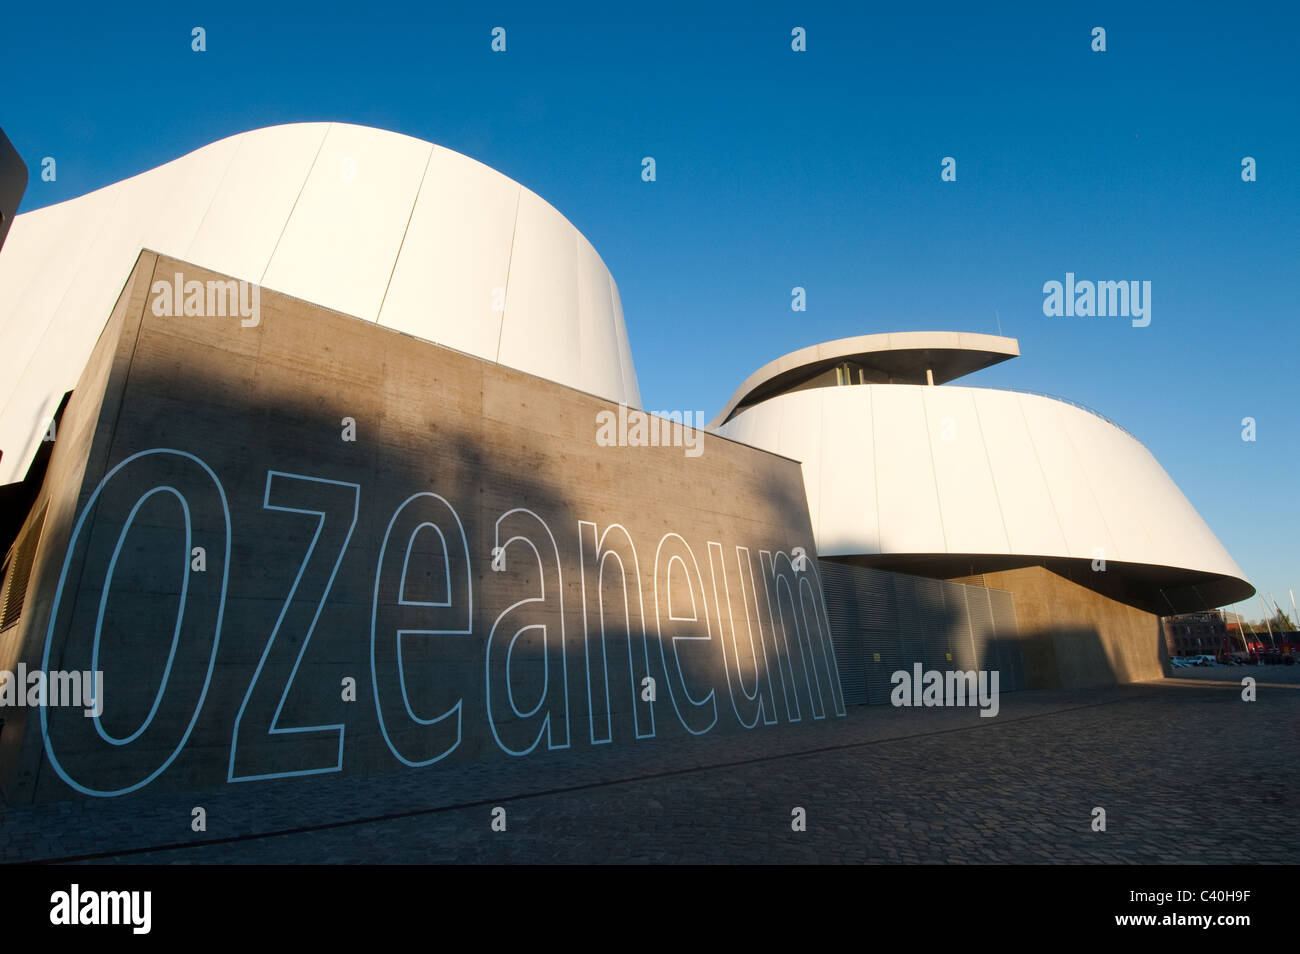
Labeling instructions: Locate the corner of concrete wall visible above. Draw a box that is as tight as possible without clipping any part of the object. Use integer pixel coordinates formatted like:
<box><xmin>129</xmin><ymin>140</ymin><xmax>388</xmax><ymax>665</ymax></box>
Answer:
<box><xmin>0</xmin><ymin>251</ymin><xmax>156</xmax><ymax>801</ymax></box>
<box><xmin>979</xmin><ymin>565</ymin><xmax>1163</xmax><ymax>690</ymax></box>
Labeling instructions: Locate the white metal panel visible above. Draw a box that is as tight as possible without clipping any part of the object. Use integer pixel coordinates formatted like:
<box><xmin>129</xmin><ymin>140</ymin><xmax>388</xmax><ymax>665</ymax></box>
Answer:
<box><xmin>262</xmin><ymin>124</ymin><xmax>432</xmax><ymax>322</ymax></box>
<box><xmin>377</xmin><ymin>144</ymin><xmax>519</xmax><ymax>361</ymax></box>
<box><xmin>0</xmin><ymin>138</ymin><xmax>241</xmax><ymax>406</ymax></box>
<box><xmin>1134</xmin><ymin>451</ymin><xmax>1241</xmax><ymax>577</ymax></box>
<box><xmin>0</xmin><ymin>123</ymin><xmax>644</xmax><ymax>486</ymax></box>
<box><xmin>870</xmin><ymin>386</ymin><xmax>947</xmax><ymax>553</ymax></box>
<box><xmin>608</xmin><ymin>276</ymin><xmax>641</xmax><ymax>409</ymax></box>
<box><xmin>0</xmin><ymin>135</ymin><xmax>240</xmax><ymax>483</ymax></box>
<box><xmin>0</xmin><ymin>197</ymin><xmax>107</xmax><ymax>338</ymax></box>
<box><xmin>970</xmin><ymin>388</ymin><xmax>1070</xmax><ymax>557</ymax></box>
<box><xmin>0</xmin><ymin>198</ymin><xmax>120</xmax><ymax>485</ymax></box>
<box><xmin>922</xmin><ymin>387</ymin><xmax>1010</xmax><ymax>555</ymax></box>
<box><xmin>719</xmin><ymin>402</ymin><xmax>778</xmax><ymax>461</ymax></box>
<box><xmin>709</xmin><ymin>382</ymin><xmax>1247</xmax><ymax>587</ymax></box>
<box><xmin>768</xmin><ymin>388</ymin><xmax>823</xmax><ymax>536</ymax></box>
<box><xmin>1058</xmin><ymin>405</ymin><xmax>1156</xmax><ymax>566</ymax></box>
<box><xmin>1016</xmin><ymin>394</ymin><xmax>1117</xmax><ymax>562</ymax></box>
<box><xmin>815</xmin><ymin>386</ymin><xmax>880</xmax><ymax>556</ymax></box>
<box><xmin>576</xmin><ymin>234</ymin><xmax>625</xmax><ymax>402</ymax></box>
<box><xmin>0</xmin><ymin>193</ymin><xmax>117</xmax><ymax>410</ymax></box>
<box><xmin>185</xmin><ymin>123</ymin><xmax>328</xmax><ymax>283</ymax></box>
<box><xmin>1068</xmin><ymin>405</ymin><xmax>1238</xmax><ymax>577</ymax></box>
<box><xmin>496</xmin><ymin>188</ymin><xmax>581</xmax><ymax>390</ymax></box>
<box><xmin>715</xmin><ymin>402</ymin><xmax>758</xmax><ymax>450</ymax></box>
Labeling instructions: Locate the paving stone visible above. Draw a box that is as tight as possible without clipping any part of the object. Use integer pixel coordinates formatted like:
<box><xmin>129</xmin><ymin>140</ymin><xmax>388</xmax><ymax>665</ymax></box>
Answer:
<box><xmin>2</xmin><ymin>672</ymin><xmax>1296</xmax><ymax>863</ymax></box>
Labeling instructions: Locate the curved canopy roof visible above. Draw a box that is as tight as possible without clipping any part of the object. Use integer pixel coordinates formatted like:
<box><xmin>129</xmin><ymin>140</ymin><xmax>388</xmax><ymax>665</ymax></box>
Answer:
<box><xmin>0</xmin><ymin>122</ymin><xmax>641</xmax><ymax>485</ymax></box>
<box><xmin>712</xmin><ymin>331</ymin><xmax>1019</xmax><ymax>427</ymax></box>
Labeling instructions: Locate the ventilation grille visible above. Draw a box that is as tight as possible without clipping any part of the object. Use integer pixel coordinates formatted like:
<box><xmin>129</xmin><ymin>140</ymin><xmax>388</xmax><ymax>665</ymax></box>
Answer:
<box><xmin>0</xmin><ymin>504</ymin><xmax>48</xmax><ymax>632</ymax></box>
<box><xmin>819</xmin><ymin>560</ymin><xmax>1024</xmax><ymax>704</ymax></box>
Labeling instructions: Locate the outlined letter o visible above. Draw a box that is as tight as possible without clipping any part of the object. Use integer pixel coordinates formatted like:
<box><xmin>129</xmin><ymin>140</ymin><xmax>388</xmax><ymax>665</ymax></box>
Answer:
<box><xmin>40</xmin><ymin>449</ymin><xmax>230</xmax><ymax>797</ymax></box>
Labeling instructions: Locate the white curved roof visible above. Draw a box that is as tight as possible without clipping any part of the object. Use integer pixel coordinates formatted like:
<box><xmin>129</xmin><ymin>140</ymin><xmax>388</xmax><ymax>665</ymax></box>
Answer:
<box><xmin>715</xmin><ymin>383</ymin><xmax>1252</xmax><ymax>602</ymax></box>
<box><xmin>0</xmin><ymin>122</ymin><xmax>641</xmax><ymax>485</ymax></box>
<box><xmin>713</xmin><ymin>331</ymin><xmax>1020</xmax><ymax>426</ymax></box>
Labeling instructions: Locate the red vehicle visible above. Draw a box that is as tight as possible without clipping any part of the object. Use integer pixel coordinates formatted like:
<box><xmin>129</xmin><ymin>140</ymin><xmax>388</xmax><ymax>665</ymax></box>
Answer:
<box><xmin>1222</xmin><ymin>632</ymin><xmax>1297</xmax><ymax>664</ymax></box>
<box><xmin>1219</xmin><ymin>634</ymin><xmax>1266</xmax><ymax>663</ymax></box>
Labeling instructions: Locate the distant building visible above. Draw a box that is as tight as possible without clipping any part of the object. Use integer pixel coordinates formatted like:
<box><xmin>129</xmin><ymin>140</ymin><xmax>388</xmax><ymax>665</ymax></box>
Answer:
<box><xmin>1163</xmin><ymin>611</ymin><xmax>1230</xmax><ymax>657</ymax></box>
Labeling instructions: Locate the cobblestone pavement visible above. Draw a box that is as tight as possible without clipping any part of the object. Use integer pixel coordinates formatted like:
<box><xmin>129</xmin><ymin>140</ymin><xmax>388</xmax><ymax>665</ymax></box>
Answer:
<box><xmin>4</xmin><ymin>672</ymin><xmax>1297</xmax><ymax>864</ymax></box>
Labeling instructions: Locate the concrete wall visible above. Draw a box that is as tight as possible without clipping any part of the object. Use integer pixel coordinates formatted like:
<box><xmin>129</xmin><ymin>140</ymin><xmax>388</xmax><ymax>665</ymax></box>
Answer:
<box><xmin>0</xmin><ymin>253</ymin><xmax>841</xmax><ymax>803</ymax></box>
<box><xmin>955</xmin><ymin>565</ymin><xmax>1165</xmax><ymax>689</ymax></box>
<box><xmin>0</xmin><ymin>252</ymin><xmax>159</xmax><ymax>789</ymax></box>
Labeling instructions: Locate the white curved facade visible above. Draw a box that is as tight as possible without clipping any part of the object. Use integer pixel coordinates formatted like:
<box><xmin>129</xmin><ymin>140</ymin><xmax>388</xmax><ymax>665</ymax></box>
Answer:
<box><xmin>715</xmin><ymin>382</ymin><xmax>1250</xmax><ymax>594</ymax></box>
<box><xmin>0</xmin><ymin>122</ymin><xmax>640</xmax><ymax>485</ymax></box>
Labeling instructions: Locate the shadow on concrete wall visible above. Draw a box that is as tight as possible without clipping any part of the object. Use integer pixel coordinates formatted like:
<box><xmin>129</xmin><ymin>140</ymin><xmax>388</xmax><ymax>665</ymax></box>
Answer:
<box><xmin>1015</xmin><ymin>625</ymin><xmax>1118</xmax><ymax>691</ymax></box>
<box><xmin>10</xmin><ymin>288</ymin><xmax>839</xmax><ymax>803</ymax></box>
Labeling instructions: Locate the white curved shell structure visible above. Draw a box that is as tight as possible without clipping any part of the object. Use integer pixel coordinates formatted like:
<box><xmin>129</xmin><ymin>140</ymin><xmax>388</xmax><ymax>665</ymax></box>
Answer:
<box><xmin>714</xmin><ymin>334</ymin><xmax>1252</xmax><ymax>608</ymax></box>
<box><xmin>0</xmin><ymin>122</ymin><xmax>641</xmax><ymax>485</ymax></box>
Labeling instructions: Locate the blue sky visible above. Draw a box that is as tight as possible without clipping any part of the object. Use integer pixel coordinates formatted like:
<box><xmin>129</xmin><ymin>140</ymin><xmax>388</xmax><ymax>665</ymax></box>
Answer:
<box><xmin>4</xmin><ymin>1</ymin><xmax>1296</xmax><ymax>619</ymax></box>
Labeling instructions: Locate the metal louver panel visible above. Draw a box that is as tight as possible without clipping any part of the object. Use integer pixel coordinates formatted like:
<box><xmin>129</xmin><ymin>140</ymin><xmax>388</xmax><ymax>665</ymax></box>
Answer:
<box><xmin>965</xmin><ymin>585</ymin><xmax>999</xmax><ymax>675</ymax></box>
<box><xmin>0</xmin><ymin>504</ymin><xmax>48</xmax><ymax>633</ymax></box>
<box><xmin>816</xmin><ymin>560</ymin><xmax>1024</xmax><ymax>705</ymax></box>
<box><xmin>818</xmin><ymin>562</ymin><xmax>867</xmax><ymax>706</ymax></box>
<box><xmin>988</xmin><ymin>588</ymin><xmax>1024</xmax><ymax>691</ymax></box>
<box><xmin>942</xmin><ymin>580</ymin><xmax>978</xmax><ymax>671</ymax></box>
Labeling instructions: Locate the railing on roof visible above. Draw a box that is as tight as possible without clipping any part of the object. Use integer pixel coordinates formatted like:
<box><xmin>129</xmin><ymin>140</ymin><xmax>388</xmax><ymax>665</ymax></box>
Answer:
<box><xmin>968</xmin><ymin>386</ymin><xmax>1139</xmax><ymax>441</ymax></box>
